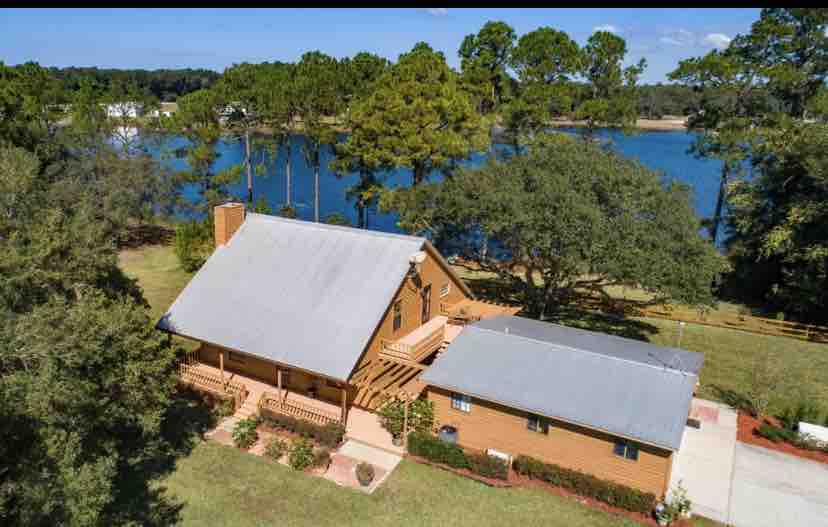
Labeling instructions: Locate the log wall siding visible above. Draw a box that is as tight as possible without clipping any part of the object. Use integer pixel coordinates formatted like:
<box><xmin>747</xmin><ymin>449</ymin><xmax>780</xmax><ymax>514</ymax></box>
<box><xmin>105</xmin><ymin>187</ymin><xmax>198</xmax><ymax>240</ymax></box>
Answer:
<box><xmin>350</xmin><ymin>248</ymin><xmax>469</xmax><ymax>386</ymax></box>
<box><xmin>197</xmin><ymin>345</ymin><xmax>350</xmax><ymax>406</ymax></box>
<box><xmin>427</xmin><ymin>386</ymin><xmax>674</xmax><ymax>496</ymax></box>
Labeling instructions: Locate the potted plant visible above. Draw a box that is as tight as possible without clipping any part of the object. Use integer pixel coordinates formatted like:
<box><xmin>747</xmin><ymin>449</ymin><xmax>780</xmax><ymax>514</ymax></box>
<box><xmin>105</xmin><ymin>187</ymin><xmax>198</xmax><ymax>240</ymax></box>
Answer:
<box><xmin>356</xmin><ymin>462</ymin><xmax>375</xmax><ymax>487</ymax></box>
<box><xmin>671</xmin><ymin>480</ymin><xmax>692</xmax><ymax>519</ymax></box>
<box><xmin>654</xmin><ymin>502</ymin><xmax>676</xmax><ymax>526</ymax></box>
<box><xmin>378</xmin><ymin>399</ymin><xmax>435</xmax><ymax>447</ymax></box>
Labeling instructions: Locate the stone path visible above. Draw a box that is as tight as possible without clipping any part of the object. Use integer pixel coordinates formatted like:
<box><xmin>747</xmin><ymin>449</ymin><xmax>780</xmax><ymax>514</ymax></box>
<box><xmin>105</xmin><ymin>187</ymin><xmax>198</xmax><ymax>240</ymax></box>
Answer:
<box><xmin>324</xmin><ymin>439</ymin><xmax>402</xmax><ymax>494</ymax></box>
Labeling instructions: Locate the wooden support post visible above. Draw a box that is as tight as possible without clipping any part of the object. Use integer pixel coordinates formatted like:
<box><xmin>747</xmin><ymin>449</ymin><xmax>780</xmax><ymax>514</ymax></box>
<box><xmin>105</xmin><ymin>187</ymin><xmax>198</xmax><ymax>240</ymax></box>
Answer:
<box><xmin>277</xmin><ymin>369</ymin><xmax>283</xmax><ymax>403</ymax></box>
<box><xmin>219</xmin><ymin>351</ymin><xmax>225</xmax><ymax>387</ymax></box>
<box><xmin>402</xmin><ymin>394</ymin><xmax>409</xmax><ymax>449</ymax></box>
<box><xmin>341</xmin><ymin>386</ymin><xmax>347</xmax><ymax>424</ymax></box>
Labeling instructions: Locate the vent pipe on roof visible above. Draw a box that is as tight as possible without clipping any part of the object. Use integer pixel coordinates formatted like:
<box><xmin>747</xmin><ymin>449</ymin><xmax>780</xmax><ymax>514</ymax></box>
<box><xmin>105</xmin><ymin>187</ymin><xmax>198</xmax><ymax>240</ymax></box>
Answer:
<box><xmin>505</xmin><ymin>327</ymin><xmax>509</xmax><ymax>334</ymax></box>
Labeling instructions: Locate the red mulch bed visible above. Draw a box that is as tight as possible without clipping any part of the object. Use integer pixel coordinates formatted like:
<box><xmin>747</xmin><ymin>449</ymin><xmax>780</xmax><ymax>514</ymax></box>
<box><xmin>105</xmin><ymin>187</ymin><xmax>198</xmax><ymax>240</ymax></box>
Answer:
<box><xmin>737</xmin><ymin>411</ymin><xmax>828</xmax><ymax>465</ymax></box>
<box><xmin>406</xmin><ymin>454</ymin><xmax>696</xmax><ymax>527</ymax></box>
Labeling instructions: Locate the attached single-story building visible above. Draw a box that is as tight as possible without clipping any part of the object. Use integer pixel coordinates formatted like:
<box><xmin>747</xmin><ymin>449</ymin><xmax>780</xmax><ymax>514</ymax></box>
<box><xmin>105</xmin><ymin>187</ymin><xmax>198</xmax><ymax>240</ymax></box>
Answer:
<box><xmin>421</xmin><ymin>315</ymin><xmax>703</xmax><ymax>496</ymax></box>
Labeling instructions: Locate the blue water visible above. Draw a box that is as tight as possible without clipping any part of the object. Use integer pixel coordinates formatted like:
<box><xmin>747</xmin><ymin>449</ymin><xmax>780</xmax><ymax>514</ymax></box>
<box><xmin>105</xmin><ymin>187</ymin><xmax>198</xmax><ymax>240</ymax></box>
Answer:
<box><xmin>151</xmin><ymin>129</ymin><xmax>724</xmax><ymax>236</ymax></box>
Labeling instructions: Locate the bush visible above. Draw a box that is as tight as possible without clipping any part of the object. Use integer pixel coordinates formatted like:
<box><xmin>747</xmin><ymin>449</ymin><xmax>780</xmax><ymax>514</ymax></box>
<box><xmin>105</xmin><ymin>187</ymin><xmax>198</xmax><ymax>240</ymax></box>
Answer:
<box><xmin>756</xmin><ymin>423</ymin><xmax>796</xmax><ymax>443</ymax></box>
<box><xmin>288</xmin><ymin>438</ymin><xmax>314</xmax><ymax>471</ymax></box>
<box><xmin>356</xmin><ymin>462</ymin><xmax>375</xmax><ymax>486</ymax></box>
<box><xmin>779</xmin><ymin>399</ymin><xmax>821</xmax><ymax>431</ymax></box>
<box><xmin>312</xmin><ymin>448</ymin><xmax>331</xmax><ymax>469</ymax></box>
<box><xmin>232</xmin><ymin>416</ymin><xmax>259</xmax><ymax>449</ymax></box>
<box><xmin>260</xmin><ymin>410</ymin><xmax>346</xmax><ymax>448</ymax></box>
<box><xmin>378</xmin><ymin>399</ymin><xmax>435</xmax><ymax>439</ymax></box>
<box><xmin>467</xmin><ymin>452</ymin><xmax>508</xmax><ymax>480</ymax></box>
<box><xmin>264</xmin><ymin>437</ymin><xmax>287</xmax><ymax>460</ymax></box>
<box><xmin>214</xmin><ymin>399</ymin><xmax>235</xmax><ymax>419</ymax></box>
<box><xmin>407</xmin><ymin>431</ymin><xmax>469</xmax><ymax>469</ymax></box>
<box><xmin>513</xmin><ymin>455</ymin><xmax>656</xmax><ymax>514</ymax></box>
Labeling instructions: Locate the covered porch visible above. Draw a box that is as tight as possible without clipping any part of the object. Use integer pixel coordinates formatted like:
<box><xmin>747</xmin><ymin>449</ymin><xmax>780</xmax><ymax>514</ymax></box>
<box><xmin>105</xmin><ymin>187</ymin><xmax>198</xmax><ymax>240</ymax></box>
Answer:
<box><xmin>178</xmin><ymin>350</ymin><xmax>405</xmax><ymax>453</ymax></box>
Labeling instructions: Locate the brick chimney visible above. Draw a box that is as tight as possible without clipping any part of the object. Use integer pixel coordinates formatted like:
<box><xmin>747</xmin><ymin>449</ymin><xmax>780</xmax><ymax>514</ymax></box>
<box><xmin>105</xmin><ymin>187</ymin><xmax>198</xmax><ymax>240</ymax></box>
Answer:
<box><xmin>214</xmin><ymin>202</ymin><xmax>245</xmax><ymax>247</ymax></box>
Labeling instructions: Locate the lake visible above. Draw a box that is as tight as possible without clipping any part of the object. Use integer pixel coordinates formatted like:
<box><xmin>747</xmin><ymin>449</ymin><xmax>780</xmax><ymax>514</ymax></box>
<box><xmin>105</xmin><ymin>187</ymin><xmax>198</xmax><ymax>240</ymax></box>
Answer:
<box><xmin>151</xmin><ymin>129</ymin><xmax>727</xmax><ymax>240</ymax></box>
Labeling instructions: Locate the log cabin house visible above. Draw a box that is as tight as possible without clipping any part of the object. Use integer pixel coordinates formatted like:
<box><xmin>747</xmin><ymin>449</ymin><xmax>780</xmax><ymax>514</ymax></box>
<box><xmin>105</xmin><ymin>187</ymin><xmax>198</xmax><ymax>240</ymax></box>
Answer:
<box><xmin>157</xmin><ymin>202</ymin><xmax>701</xmax><ymax>497</ymax></box>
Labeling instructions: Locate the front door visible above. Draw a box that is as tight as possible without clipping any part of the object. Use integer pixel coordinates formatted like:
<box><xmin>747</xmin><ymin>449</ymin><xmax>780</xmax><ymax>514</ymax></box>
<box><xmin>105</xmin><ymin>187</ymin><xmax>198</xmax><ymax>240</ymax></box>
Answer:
<box><xmin>421</xmin><ymin>284</ymin><xmax>432</xmax><ymax>325</ymax></box>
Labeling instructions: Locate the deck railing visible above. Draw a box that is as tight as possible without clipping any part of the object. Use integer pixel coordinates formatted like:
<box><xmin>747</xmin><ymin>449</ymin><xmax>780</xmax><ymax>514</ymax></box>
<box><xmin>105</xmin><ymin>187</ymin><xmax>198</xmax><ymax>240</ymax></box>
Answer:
<box><xmin>178</xmin><ymin>362</ymin><xmax>247</xmax><ymax>410</ymax></box>
<box><xmin>380</xmin><ymin>323</ymin><xmax>445</xmax><ymax>363</ymax></box>
<box><xmin>257</xmin><ymin>391</ymin><xmax>341</xmax><ymax>426</ymax></box>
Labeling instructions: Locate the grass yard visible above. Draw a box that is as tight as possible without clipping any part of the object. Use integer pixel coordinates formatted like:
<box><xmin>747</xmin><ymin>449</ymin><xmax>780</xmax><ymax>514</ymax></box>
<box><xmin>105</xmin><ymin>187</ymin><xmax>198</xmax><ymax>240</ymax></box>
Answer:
<box><xmin>161</xmin><ymin>441</ymin><xmax>645</xmax><ymax>527</ymax></box>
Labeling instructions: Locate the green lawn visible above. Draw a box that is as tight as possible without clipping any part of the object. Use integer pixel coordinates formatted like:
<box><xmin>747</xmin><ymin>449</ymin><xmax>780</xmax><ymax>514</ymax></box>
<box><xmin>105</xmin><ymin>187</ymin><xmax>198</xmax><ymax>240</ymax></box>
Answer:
<box><xmin>161</xmin><ymin>441</ymin><xmax>647</xmax><ymax>527</ymax></box>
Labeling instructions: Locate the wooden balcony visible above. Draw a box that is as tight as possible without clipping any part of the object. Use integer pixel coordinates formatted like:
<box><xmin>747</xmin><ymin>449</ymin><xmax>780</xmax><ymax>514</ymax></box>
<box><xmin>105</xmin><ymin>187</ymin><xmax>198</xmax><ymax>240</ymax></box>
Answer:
<box><xmin>440</xmin><ymin>298</ymin><xmax>522</xmax><ymax>325</ymax></box>
<box><xmin>258</xmin><ymin>391</ymin><xmax>342</xmax><ymax>426</ymax></box>
<box><xmin>380</xmin><ymin>316</ymin><xmax>447</xmax><ymax>363</ymax></box>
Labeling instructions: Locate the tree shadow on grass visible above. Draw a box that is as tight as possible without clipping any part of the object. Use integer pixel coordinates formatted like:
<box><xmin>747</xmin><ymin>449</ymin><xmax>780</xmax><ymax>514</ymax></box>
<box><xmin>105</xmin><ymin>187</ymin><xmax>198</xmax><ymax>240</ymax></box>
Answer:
<box><xmin>108</xmin><ymin>389</ymin><xmax>217</xmax><ymax>526</ymax></box>
<box><xmin>545</xmin><ymin>306</ymin><xmax>661</xmax><ymax>343</ymax></box>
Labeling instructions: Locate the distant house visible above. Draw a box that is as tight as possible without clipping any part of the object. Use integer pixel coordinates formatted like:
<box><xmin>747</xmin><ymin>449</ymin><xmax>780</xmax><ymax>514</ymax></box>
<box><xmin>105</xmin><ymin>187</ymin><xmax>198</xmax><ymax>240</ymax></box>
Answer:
<box><xmin>148</xmin><ymin>102</ymin><xmax>177</xmax><ymax>118</ymax></box>
<box><xmin>157</xmin><ymin>203</ymin><xmax>701</xmax><ymax>496</ymax></box>
<box><xmin>104</xmin><ymin>101</ymin><xmax>144</xmax><ymax>118</ymax></box>
<box><xmin>422</xmin><ymin>316</ymin><xmax>702</xmax><ymax>496</ymax></box>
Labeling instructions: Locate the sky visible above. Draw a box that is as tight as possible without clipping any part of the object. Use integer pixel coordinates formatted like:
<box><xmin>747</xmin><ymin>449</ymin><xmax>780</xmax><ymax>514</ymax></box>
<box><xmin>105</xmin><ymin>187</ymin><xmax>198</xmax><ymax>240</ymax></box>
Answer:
<box><xmin>0</xmin><ymin>8</ymin><xmax>761</xmax><ymax>83</ymax></box>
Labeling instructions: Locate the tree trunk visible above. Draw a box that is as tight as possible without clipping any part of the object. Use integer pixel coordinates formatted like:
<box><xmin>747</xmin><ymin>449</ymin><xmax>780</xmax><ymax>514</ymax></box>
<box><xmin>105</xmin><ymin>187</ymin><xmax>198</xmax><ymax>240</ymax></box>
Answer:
<box><xmin>710</xmin><ymin>162</ymin><xmax>730</xmax><ymax>245</ymax></box>
<box><xmin>314</xmin><ymin>163</ymin><xmax>320</xmax><ymax>223</ymax></box>
<box><xmin>245</xmin><ymin>129</ymin><xmax>253</xmax><ymax>205</ymax></box>
<box><xmin>356</xmin><ymin>202</ymin><xmax>365</xmax><ymax>229</ymax></box>
<box><xmin>413</xmin><ymin>162</ymin><xmax>425</xmax><ymax>186</ymax></box>
<box><xmin>285</xmin><ymin>142</ymin><xmax>292</xmax><ymax>207</ymax></box>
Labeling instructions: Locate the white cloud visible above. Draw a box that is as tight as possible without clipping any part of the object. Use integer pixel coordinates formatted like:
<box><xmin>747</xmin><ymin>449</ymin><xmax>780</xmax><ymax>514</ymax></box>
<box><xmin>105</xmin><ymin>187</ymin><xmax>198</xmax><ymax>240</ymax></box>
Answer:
<box><xmin>659</xmin><ymin>28</ymin><xmax>695</xmax><ymax>47</ymax></box>
<box><xmin>424</xmin><ymin>8</ymin><xmax>448</xmax><ymax>16</ymax></box>
<box><xmin>593</xmin><ymin>24</ymin><xmax>620</xmax><ymax>35</ymax></box>
<box><xmin>703</xmin><ymin>33</ymin><xmax>732</xmax><ymax>49</ymax></box>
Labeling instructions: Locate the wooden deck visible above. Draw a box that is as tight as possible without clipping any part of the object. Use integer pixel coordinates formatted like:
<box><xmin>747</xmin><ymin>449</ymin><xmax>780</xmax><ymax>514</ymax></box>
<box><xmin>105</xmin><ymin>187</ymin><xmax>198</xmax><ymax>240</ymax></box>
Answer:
<box><xmin>440</xmin><ymin>298</ymin><xmax>522</xmax><ymax>324</ymax></box>
<box><xmin>379</xmin><ymin>315</ymin><xmax>447</xmax><ymax>363</ymax></box>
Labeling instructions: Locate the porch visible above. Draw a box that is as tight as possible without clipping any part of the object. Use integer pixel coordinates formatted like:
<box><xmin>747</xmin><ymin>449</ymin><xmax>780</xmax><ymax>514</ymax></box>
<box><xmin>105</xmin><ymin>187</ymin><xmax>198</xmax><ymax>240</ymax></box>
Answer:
<box><xmin>179</xmin><ymin>356</ymin><xmax>404</xmax><ymax>453</ymax></box>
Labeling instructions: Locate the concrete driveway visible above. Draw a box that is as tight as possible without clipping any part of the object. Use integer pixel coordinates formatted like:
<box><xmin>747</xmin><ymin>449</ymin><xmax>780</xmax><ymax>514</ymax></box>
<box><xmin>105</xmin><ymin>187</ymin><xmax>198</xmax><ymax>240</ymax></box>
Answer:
<box><xmin>669</xmin><ymin>398</ymin><xmax>737</xmax><ymax>523</ymax></box>
<box><xmin>670</xmin><ymin>398</ymin><xmax>828</xmax><ymax>527</ymax></box>
<box><xmin>730</xmin><ymin>442</ymin><xmax>828</xmax><ymax>527</ymax></box>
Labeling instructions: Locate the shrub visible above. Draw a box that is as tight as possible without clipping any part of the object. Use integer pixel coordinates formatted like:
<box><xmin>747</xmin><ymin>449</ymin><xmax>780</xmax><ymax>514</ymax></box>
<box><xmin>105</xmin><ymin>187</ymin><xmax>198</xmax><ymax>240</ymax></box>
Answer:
<box><xmin>379</xmin><ymin>399</ymin><xmax>435</xmax><ymax>439</ymax></box>
<box><xmin>312</xmin><ymin>448</ymin><xmax>331</xmax><ymax>469</ymax></box>
<box><xmin>356</xmin><ymin>462</ymin><xmax>375</xmax><ymax>486</ymax></box>
<box><xmin>407</xmin><ymin>431</ymin><xmax>469</xmax><ymax>469</ymax></box>
<box><xmin>779</xmin><ymin>399</ymin><xmax>821</xmax><ymax>431</ymax></box>
<box><xmin>214</xmin><ymin>399</ymin><xmax>235</xmax><ymax>419</ymax></box>
<box><xmin>288</xmin><ymin>438</ymin><xmax>314</xmax><ymax>471</ymax></box>
<box><xmin>264</xmin><ymin>437</ymin><xmax>287</xmax><ymax>460</ymax></box>
<box><xmin>467</xmin><ymin>452</ymin><xmax>508</xmax><ymax>480</ymax></box>
<box><xmin>260</xmin><ymin>410</ymin><xmax>345</xmax><ymax>448</ymax></box>
<box><xmin>513</xmin><ymin>455</ymin><xmax>656</xmax><ymax>514</ymax></box>
<box><xmin>232</xmin><ymin>416</ymin><xmax>259</xmax><ymax>449</ymax></box>
<box><xmin>756</xmin><ymin>423</ymin><xmax>796</xmax><ymax>443</ymax></box>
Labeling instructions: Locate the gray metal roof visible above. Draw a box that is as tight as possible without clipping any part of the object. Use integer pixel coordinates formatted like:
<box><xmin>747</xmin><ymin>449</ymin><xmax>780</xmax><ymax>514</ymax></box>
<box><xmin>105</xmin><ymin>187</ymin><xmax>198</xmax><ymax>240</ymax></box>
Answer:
<box><xmin>474</xmin><ymin>315</ymin><xmax>704</xmax><ymax>375</ymax></box>
<box><xmin>422</xmin><ymin>316</ymin><xmax>702</xmax><ymax>450</ymax></box>
<box><xmin>157</xmin><ymin>213</ymin><xmax>426</xmax><ymax>380</ymax></box>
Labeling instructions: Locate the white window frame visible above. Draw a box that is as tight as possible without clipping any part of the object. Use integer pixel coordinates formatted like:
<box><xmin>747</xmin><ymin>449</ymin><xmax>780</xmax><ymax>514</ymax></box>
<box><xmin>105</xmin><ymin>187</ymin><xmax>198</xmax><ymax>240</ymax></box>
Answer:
<box><xmin>440</xmin><ymin>282</ymin><xmax>451</xmax><ymax>298</ymax></box>
<box><xmin>451</xmin><ymin>392</ymin><xmax>471</xmax><ymax>412</ymax></box>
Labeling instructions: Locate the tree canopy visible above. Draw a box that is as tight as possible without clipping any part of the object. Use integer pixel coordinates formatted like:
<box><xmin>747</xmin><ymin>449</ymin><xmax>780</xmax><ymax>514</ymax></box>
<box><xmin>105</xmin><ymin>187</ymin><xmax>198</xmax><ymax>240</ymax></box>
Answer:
<box><xmin>385</xmin><ymin>133</ymin><xmax>724</xmax><ymax>319</ymax></box>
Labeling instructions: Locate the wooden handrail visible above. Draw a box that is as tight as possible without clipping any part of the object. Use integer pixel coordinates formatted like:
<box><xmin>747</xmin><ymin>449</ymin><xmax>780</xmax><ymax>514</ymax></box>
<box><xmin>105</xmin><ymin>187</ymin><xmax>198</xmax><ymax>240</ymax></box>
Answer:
<box><xmin>178</xmin><ymin>362</ymin><xmax>247</xmax><ymax>409</ymax></box>
<box><xmin>380</xmin><ymin>323</ymin><xmax>445</xmax><ymax>363</ymax></box>
<box><xmin>258</xmin><ymin>391</ymin><xmax>341</xmax><ymax>426</ymax></box>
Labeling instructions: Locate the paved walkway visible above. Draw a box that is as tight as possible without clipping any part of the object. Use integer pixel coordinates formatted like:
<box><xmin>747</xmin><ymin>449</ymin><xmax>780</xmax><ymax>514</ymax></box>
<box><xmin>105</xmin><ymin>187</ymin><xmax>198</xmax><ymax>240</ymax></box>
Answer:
<box><xmin>670</xmin><ymin>398</ymin><xmax>828</xmax><ymax>527</ymax></box>
<box><xmin>324</xmin><ymin>440</ymin><xmax>402</xmax><ymax>494</ymax></box>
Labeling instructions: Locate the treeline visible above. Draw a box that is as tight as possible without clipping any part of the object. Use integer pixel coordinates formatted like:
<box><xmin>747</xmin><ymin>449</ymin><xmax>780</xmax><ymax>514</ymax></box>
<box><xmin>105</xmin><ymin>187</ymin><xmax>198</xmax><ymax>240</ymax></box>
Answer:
<box><xmin>49</xmin><ymin>66</ymin><xmax>220</xmax><ymax>101</ymax></box>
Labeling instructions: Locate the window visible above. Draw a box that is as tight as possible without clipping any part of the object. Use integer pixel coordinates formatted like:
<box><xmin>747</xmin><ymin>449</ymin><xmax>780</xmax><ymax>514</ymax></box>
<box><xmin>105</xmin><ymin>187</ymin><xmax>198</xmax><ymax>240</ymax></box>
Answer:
<box><xmin>281</xmin><ymin>369</ymin><xmax>292</xmax><ymax>387</ymax></box>
<box><xmin>527</xmin><ymin>414</ymin><xmax>549</xmax><ymax>434</ymax></box>
<box><xmin>421</xmin><ymin>284</ymin><xmax>432</xmax><ymax>325</ymax></box>
<box><xmin>613</xmin><ymin>440</ymin><xmax>639</xmax><ymax>461</ymax></box>
<box><xmin>450</xmin><ymin>392</ymin><xmax>471</xmax><ymax>413</ymax></box>
<box><xmin>393</xmin><ymin>300</ymin><xmax>402</xmax><ymax>332</ymax></box>
<box><xmin>228</xmin><ymin>351</ymin><xmax>245</xmax><ymax>364</ymax></box>
<box><xmin>440</xmin><ymin>282</ymin><xmax>451</xmax><ymax>298</ymax></box>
